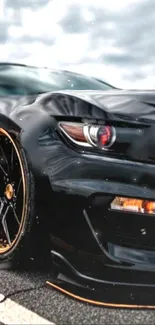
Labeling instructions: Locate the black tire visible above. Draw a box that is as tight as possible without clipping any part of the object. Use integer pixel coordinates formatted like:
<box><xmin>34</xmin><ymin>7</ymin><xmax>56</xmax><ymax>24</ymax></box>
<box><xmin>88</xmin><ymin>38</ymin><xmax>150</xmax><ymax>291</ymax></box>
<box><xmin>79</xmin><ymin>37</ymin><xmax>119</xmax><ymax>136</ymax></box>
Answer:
<box><xmin>0</xmin><ymin>127</ymin><xmax>35</xmax><ymax>267</ymax></box>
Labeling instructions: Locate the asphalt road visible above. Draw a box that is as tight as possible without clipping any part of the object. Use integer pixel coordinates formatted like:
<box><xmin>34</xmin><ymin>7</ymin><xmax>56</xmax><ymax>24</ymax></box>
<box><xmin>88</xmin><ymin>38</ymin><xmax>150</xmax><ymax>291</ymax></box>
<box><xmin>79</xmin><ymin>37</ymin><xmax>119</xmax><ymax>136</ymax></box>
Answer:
<box><xmin>1</xmin><ymin>261</ymin><xmax>155</xmax><ymax>325</ymax></box>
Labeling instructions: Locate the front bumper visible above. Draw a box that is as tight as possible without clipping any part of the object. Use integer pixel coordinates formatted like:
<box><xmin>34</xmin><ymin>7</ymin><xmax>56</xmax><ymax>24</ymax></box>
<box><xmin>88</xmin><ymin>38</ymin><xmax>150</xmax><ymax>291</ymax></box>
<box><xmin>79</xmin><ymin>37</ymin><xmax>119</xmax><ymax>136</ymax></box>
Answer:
<box><xmin>42</xmin><ymin>138</ymin><xmax>155</xmax><ymax>307</ymax></box>
<box><xmin>46</xmin><ymin>202</ymin><xmax>155</xmax><ymax>308</ymax></box>
<box><xmin>46</xmin><ymin>249</ymin><xmax>155</xmax><ymax>308</ymax></box>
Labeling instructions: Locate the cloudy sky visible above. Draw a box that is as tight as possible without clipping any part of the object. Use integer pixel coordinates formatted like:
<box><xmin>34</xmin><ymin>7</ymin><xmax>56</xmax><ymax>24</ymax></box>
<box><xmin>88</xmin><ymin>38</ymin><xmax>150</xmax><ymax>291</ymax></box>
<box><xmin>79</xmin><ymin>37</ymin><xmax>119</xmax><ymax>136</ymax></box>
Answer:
<box><xmin>0</xmin><ymin>0</ymin><xmax>155</xmax><ymax>88</ymax></box>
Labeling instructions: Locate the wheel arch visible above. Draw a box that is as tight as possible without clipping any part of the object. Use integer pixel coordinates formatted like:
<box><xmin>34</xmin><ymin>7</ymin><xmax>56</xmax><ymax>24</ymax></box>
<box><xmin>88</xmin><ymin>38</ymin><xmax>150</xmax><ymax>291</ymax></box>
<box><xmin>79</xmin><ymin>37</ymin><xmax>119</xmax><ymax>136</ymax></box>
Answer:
<box><xmin>0</xmin><ymin>113</ymin><xmax>21</xmax><ymax>137</ymax></box>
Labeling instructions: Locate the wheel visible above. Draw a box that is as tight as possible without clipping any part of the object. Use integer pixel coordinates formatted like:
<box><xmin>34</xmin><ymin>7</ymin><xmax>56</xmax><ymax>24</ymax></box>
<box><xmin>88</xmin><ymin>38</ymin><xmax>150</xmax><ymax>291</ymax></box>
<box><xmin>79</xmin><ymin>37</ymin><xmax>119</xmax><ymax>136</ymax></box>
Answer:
<box><xmin>0</xmin><ymin>127</ymin><xmax>35</xmax><ymax>266</ymax></box>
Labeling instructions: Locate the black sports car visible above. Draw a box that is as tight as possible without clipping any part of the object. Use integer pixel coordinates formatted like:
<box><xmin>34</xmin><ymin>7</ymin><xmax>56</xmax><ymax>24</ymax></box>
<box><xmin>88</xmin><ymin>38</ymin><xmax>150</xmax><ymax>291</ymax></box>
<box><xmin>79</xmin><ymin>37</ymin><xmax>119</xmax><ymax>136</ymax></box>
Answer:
<box><xmin>1</xmin><ymin>63</ymin><xmax>155</xmax><ymax>308</ymax></box>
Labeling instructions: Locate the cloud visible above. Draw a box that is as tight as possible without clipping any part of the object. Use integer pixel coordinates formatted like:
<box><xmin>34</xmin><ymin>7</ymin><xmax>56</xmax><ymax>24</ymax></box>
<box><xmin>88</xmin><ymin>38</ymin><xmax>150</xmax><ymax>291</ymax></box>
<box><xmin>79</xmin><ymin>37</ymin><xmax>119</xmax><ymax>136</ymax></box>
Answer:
<box><xmin>0</xmin><ymin>21</ymin><xmax>8</xmax><ymax>42</ymax></box>
<box><xmin>1</xmin><ymin>0</ymin><xmax>155</xmax><ymax>88</ymax></box>
<box><xmin>6</xmin><ymin>0</ymin><xmax>48</xmax><ymax>9</ymax></box>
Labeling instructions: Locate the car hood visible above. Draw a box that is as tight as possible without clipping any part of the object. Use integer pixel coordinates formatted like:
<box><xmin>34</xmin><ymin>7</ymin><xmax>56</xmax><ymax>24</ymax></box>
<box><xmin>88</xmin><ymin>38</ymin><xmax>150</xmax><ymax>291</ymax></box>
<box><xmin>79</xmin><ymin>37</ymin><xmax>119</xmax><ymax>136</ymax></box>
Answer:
<box><xmin>1</xmin><ymin>89</ymin><xmax>155</xmax><ymax>124</ymax></box>
<box><xmin>35</xmin><ymin>89</ymin><xmax>155</xmax><ymax>123</ymax></box>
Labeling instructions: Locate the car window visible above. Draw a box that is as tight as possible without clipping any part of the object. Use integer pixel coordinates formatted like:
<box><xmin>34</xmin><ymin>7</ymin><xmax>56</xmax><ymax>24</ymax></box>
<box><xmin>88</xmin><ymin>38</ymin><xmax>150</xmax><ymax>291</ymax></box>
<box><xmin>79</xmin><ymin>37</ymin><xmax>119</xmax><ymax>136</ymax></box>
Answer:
<box><xmin>0</xmin><ymin>65</ymin><xmax>114</xmax><ymax>96</ymax></box>
<box><xmin>0</xmin><ymin>84</ymin><xmax>27</xmax><ymax>96</ymax></box>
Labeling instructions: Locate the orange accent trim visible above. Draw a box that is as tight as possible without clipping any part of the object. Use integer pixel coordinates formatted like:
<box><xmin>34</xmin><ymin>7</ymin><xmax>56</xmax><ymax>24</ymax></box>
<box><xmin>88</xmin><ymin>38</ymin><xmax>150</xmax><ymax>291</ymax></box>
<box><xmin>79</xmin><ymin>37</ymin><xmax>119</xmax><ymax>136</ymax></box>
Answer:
<box><xmin>46</xmin><ymin>281</ymin><xmax>155</xmax><ymax>309</ymax></box>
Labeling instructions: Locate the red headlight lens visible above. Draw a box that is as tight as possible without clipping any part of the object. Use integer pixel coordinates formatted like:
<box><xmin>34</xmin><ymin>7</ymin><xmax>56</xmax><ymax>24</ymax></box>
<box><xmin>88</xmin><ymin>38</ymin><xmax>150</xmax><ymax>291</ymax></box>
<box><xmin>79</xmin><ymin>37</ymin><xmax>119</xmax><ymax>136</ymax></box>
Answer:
<box><xmin>90</xmin><ymin>125</ymin><xmax>116</xmax><ymax>149</ymax></box>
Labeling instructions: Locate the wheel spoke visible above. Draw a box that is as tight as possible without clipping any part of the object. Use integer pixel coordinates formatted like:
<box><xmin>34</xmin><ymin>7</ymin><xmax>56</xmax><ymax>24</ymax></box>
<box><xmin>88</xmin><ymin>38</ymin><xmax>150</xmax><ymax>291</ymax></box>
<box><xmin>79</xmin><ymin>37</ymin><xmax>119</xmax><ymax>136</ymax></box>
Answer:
<box><xmin>2</xmin><ymin>219</ymin><xmax>11</xmax><ymax>246</ymax></box>
<box><xmin>0</xmin><ymin>198</ymin><xmax>4</xmax><ymax>215</ymax></box>
<box><xmin>0</xmin><ymin>145</ymin><xmax>9</xmax><ymax>176</ymax></box>
<box><xmin>16</xmin><ymin>177</ymin><xmax>22</xmax><ymax>199</ymax></box>
<box><xmin>0</xmin><ymin>164</ymin><xmax>7</xmax><ymax>177</ymax></box>
<box><xmin>1</xmin><ymin>204</ymin><xmax>11</xmax><ymax>246</ymax></box>
<box><xmin>10</xmin><ymin>202</ymin><xmax>20</xmax><ymax>225</ymax></box>
<box><xmin>10</xmin><ymin>145</ymin><xmax>14</xmax><ymax>172</ymax></box>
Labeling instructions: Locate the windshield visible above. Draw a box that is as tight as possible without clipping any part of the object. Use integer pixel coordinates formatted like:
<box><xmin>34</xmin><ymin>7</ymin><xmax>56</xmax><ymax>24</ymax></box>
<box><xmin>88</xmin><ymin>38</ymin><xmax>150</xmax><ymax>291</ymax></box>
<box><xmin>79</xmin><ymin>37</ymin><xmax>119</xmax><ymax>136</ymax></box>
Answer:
<box><xmin>0</xmin><ymin>64</ymin><xmax>114</xmax><ymax>96</ymax></box>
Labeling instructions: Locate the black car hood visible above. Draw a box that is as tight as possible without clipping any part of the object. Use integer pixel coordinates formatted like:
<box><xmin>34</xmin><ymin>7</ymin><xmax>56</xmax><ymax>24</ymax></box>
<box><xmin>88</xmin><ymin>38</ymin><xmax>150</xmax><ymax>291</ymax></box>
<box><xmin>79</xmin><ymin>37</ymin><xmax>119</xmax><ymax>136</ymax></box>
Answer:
<box><xmin>36</xmin><ymin>89</ymin><xmax>155</xmax><ymax>123</ymax></box>
<box><xmin>0</xmin><ymin>89</ymin><xmax>155</xmax><ymax>124</ymax></box>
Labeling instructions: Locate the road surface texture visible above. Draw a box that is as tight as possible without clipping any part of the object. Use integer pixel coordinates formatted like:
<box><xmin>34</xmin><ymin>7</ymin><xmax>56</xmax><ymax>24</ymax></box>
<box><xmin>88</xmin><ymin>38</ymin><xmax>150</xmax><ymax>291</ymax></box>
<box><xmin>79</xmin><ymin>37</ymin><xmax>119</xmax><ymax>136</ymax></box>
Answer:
<box><xmin>1</xmin><ymin>260</ymin><xmax>155</xmax><ymax>325</ymax></box>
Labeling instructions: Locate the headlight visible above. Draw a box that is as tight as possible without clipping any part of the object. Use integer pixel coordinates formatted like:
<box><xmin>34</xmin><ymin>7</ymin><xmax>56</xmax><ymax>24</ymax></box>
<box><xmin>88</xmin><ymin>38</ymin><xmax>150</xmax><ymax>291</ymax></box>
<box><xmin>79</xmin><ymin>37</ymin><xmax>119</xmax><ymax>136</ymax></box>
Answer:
<box><xmin>59</xmin><ymin>121</ymin><xmax>145</xmax><ymax>153</ymax></box>
<box><xmin>59</xmin><ymin>122</ymin><xmax>116</xmax><ymax>150</ymax></box>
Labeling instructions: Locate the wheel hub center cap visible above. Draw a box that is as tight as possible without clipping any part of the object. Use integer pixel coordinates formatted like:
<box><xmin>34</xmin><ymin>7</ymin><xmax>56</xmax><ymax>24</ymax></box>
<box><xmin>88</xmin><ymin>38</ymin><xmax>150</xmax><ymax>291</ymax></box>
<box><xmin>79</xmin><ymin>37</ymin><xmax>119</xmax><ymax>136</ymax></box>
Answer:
<box><xmin>5</xmin><ymin>184</ymin><xmax>14</xmax><ymax>200</ymax></box>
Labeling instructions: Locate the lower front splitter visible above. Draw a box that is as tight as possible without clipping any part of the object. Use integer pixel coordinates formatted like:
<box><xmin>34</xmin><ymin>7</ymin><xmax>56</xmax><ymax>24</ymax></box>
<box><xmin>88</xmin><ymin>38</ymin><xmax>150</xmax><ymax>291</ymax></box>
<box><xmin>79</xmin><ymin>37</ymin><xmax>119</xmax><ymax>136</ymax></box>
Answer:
<box><xmin>46</xmin><ymin>251</ymin><xmax>155</xmax><ymax>308</ymax></box>
<box><xmin>46</xmin><ymin>278</ymin><xmax>155</xmax><ymax>309</ymax></box>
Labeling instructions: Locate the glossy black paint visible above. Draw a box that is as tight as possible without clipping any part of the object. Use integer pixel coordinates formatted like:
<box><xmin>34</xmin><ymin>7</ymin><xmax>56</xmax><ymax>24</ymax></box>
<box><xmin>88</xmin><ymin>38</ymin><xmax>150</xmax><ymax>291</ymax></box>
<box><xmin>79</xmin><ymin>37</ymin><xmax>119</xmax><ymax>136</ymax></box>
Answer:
<box><xmin>1</xmin><ymin>89</ymin><xmax>155</xmax><ymax>305</ymax></box>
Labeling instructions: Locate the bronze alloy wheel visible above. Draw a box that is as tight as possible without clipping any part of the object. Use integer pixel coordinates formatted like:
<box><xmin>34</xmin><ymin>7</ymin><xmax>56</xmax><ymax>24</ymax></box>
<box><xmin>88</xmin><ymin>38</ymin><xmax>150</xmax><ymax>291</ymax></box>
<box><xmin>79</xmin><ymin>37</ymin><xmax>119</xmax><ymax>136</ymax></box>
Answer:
<box><xmin>0</xmin><ymin>128</ymin><xmax>27</xmax><ymax>255</ymax></box>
